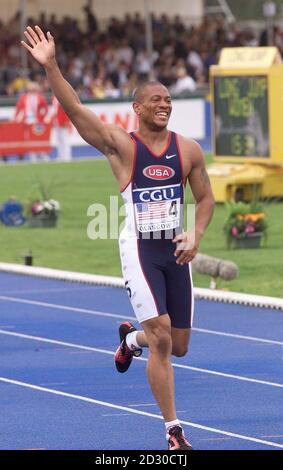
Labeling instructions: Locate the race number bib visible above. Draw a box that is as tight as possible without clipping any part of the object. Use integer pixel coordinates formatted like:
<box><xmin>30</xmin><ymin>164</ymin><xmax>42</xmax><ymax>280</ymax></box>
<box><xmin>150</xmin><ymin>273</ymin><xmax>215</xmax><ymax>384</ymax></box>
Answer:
<box><xmin>132</xmin><ymin>183</ymin><xmax>182</xmax><ymax>233</ymax></box>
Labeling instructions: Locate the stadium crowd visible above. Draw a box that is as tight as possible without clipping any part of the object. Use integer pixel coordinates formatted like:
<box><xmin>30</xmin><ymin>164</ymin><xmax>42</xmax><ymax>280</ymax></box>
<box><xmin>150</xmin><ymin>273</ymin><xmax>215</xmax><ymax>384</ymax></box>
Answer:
<box><xmin>0</xmin><ymin>4</ymin><xmax>282</xmax><ymax>99</ymax></box>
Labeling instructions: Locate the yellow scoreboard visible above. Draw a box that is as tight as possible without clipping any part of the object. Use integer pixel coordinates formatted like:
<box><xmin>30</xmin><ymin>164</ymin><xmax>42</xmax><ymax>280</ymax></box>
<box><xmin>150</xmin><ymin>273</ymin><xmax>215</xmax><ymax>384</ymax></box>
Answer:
<box><xmin>210</xmin><ymin>47</ymin><xmax>283</xmax><ymax>165</ymax></box>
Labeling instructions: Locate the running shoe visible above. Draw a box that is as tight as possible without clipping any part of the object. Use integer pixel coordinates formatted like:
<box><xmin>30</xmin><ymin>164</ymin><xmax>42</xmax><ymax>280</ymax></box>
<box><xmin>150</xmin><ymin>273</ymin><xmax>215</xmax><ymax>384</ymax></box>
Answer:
<box><xmin>114</xmin><ymin>322</ymin><xmax>142</xmax><ymax>373</ymax></box>
<box><xmin>167</xmin><ymin>426</ymin><xmax>193</xmax><ymax>450</ymax></box>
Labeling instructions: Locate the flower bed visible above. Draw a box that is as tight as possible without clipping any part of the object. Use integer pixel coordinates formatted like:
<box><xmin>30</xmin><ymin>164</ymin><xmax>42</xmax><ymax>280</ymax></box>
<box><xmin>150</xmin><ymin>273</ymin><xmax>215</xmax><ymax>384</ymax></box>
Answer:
<box><xmin>224</xmin><ymin>201</ymin><xmax>267</xmax><ymax>249</ymax></box>
<box><xmin>28</xmin><ymin>199</ymin><xmax>60</xmax><ymax>228</ymax></box>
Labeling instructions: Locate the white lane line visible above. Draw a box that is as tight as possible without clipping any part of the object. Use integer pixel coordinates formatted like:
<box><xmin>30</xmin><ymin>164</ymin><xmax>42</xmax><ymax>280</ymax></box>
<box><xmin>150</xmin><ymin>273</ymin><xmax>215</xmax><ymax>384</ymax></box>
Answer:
<box><xmin>200</xmin><ymin>437</ymin><xmax>233</xmax><ymax>442</ymax></box>
<box><xmin>20</xmin><ymin>448</ymin><xmax>46</xmax><ymax>450</ymax></box>
<box><xmin>0</xmin><ymin>295</ymin><xmax>134</xmax><ymax>321</ymax></box>
<box><xmin>1</xmin><ymin>286</ymin><xmax>101</xmax><ymax>296</ymax></box>
<box><xmin>194</xmin><ymin>328</ymin><xmax>283</xmax><ymax>346</ymax></box>
<box><xmin>0</xmin><ymin>329</ymin><xmax>282</xmax><ymax>389</ymax></box>
<box><xmin>39</xmin><ymin>382</ymin><xmax>68</xmax><ymax>386</ymax></box>
<box><xmin>0</xmin><ymin>376</ymin><xmax>283</xmax><ymax>450</ymax></box>
<box><xmin>128</xmin><ymin>404</ymin><xmax>157</xmax><ymax>408</ymax></box>
<box><xmin>0</xmin><ymin>295</ymin><xmax>282</xmax><ymax>346</ymax></box>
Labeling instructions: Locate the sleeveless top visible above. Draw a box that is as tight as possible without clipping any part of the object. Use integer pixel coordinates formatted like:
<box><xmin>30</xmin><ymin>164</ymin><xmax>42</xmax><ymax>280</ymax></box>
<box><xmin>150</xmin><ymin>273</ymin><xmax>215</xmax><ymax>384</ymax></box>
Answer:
<box><xmin>120</xmin><ymin>130</ymin><xmax>185</xmax><ymax>238</ymax></box>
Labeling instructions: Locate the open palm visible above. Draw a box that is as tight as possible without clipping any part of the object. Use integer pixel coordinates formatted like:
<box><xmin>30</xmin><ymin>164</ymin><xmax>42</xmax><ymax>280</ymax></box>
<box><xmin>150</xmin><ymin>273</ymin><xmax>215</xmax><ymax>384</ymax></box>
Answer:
<box><xmin>21</xmin><ymin>26</ymin><xmax>55</xmax><ymax>66</ymax></box>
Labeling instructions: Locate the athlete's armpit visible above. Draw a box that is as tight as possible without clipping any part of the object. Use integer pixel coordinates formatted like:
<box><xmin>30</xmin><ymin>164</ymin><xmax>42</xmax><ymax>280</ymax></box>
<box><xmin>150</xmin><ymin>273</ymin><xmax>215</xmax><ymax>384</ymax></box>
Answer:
<box><xmin>104</xmin><ymin>145</ymin><xmax>118</xmax><ymax>158</ymax></box>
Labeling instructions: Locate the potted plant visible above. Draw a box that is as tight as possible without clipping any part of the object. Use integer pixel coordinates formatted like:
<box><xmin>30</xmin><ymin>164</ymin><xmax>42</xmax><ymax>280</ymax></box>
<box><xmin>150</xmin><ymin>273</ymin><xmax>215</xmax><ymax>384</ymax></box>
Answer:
<box><xmin>28</xmin><ymin>198</ymin><xmax>60</xmax><ymax>227</ymax></box>
<box><xmin>26</xmin><ymin>180</ymin><xmax>60</xmax><ymax>228</ymax></box>
<box><xmin>224</xmin><ymin>201</ymin><xmax>267</xmax><ymax>249</ymax></box>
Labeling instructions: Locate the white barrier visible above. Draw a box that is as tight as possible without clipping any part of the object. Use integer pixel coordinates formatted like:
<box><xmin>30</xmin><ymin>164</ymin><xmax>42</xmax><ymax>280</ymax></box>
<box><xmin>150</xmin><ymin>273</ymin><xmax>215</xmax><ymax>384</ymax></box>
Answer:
<box><xmin>0</xmin><ymin>262</ymin><xmax>282</xmax><ymax>311</ymax></box>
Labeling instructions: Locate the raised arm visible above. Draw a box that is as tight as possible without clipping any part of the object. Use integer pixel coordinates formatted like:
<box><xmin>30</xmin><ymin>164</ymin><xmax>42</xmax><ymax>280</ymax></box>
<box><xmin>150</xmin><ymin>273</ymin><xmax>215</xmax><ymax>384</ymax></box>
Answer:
<box><xmin>21</xmin><ymin>26</ymin><xmax>123</xmax><ymax>157</ymax></box>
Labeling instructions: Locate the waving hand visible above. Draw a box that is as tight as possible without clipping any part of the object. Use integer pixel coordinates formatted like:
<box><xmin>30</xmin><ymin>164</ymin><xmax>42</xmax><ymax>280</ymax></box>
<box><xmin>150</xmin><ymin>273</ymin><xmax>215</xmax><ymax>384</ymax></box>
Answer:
<box><xmin>21</xmin><ymin>25</ymin><xmax>55</xmax><ymax>66</ymax></box>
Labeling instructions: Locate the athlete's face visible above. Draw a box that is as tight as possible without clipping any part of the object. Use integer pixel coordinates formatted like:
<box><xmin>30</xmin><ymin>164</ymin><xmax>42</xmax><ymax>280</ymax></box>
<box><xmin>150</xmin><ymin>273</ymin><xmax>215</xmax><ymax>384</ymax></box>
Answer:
<box><xmin>134</xmin><ymin>85</ymin><xmax>172</xmax><ymax>130</ymax></box>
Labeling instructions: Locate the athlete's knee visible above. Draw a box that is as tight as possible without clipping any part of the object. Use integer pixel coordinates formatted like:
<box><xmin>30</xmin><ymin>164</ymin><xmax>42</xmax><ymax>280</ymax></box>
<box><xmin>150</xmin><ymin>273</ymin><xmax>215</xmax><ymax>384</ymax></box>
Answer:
<box><xmin>148</xmin><ymin>324</ymin><xmax>172</xmax><ymax>355</ymax></box>
<box><xmin>172</xmin><ymin>344</ymin><xmax>188</xmax><ymax>357</ymax></box>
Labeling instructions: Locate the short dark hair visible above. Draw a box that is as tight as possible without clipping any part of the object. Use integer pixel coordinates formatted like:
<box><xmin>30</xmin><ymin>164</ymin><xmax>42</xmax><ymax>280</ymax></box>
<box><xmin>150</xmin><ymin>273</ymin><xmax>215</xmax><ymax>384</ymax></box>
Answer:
<box><xmin>132</xmin><ymin>81</ymin><xmax>167</xmax><ymax>103</ymax></box>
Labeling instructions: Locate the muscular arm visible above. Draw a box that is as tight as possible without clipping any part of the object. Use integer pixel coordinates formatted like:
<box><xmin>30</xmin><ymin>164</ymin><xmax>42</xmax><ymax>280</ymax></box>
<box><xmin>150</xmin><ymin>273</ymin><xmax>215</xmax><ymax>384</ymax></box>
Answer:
<box><xmin>44</xmin><ymin>60</ymin><xmax>117</xmax><ymax>154</ymax></box>
<box><xmin>187</xmin><ymin>140</ymin><xmax>215</xmax><ymax>244</ymax></box>
<box><xmin>21</xmin><ymin>26</ymin><xmax>120</xmax><ymax>156</ymax></box>
<box><xmin>173</xmin><ymin>139</ymin><xmax>215</xmax><ymax>265</ymax></box>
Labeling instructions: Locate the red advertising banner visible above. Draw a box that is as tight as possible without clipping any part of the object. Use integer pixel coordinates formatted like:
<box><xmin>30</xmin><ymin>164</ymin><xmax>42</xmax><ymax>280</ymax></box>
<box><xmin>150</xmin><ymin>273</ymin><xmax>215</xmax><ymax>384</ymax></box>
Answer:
<box><xmin>0</xmin><ymin>122</ymin><xmax>52</xmax><ymax>156</ymax></box>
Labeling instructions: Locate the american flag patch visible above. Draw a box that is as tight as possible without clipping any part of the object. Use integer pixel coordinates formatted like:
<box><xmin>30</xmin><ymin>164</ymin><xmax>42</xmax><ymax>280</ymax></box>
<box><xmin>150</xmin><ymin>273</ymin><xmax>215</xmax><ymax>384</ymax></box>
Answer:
<box><xmin>136</xmin><ymin>201</ymin><xmax>168</xmax><ymax>220</ymax></box>
<box><xmin>133</xmin><ymin>183</ymin><xmax>182</xmax><ymax>232</ymax></box>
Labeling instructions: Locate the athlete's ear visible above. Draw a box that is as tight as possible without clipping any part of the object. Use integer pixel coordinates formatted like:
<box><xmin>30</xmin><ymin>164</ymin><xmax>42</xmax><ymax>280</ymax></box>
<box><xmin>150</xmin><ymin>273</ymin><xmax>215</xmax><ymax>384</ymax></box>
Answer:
<box><xmin>133</xmin><ymin>101</ymin><xmax>141</xmax><ymax>115</ymax></box>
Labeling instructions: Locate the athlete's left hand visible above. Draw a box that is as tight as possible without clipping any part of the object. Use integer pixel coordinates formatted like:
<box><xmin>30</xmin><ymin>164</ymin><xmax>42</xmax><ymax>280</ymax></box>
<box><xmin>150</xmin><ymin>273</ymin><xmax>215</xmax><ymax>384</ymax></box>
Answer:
<box><xmin>172</xmin><ymin>231</ymin><xmax>199</xmax><ymax>265</ymax></box>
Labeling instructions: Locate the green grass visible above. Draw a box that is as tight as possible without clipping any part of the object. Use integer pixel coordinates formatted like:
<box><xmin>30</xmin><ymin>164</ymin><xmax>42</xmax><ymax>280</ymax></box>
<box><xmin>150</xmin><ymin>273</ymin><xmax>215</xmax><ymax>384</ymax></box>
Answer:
<box><xmin>0</xmin><ymin>158</ymin><xmax>282</xmax><ymax>298</ymax></box>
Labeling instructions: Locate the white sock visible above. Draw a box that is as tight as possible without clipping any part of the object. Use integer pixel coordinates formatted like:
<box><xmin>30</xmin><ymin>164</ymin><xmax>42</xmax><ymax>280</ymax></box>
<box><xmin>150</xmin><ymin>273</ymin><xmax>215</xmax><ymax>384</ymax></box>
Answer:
<box><xmin>165</xmin><ymin>419</ymin><xmax>181</xmax><ymax>436</ymax></box>
<box><xmin>126</xmin><ymin>331</ymin><xmax>141</xmax><ymax>351</ymax></box>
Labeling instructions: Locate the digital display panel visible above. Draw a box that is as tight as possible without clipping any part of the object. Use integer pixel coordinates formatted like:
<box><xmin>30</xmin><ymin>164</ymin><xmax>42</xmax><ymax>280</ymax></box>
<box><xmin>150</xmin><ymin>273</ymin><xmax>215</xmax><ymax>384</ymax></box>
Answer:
<box><xmin>213</xmin><ymin>75</ymin><xmax>270</xmax><ymax>157</ymax></box>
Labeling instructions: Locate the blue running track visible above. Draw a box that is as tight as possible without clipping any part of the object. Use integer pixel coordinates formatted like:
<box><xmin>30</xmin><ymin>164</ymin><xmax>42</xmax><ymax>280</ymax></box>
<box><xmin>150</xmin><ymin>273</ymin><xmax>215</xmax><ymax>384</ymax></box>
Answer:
<box><xmin>0</xmin><ymin>272</ymin><xmax>282</xmax><ymax>450</ymax></box>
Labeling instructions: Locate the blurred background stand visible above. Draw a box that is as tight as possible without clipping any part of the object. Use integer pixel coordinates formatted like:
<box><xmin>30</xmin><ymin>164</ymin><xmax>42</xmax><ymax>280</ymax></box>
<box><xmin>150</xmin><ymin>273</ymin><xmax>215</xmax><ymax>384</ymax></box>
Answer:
<box><xmin>263</xmin><ymin>1</ymin><xmax>276</xmax><ymax>45</ymax></box>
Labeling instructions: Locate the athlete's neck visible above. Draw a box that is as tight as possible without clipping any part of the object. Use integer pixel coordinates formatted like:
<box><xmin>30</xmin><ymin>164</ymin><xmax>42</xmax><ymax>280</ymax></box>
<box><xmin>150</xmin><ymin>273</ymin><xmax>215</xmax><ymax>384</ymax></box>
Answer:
<box><xmin>135</xmin><ymin>126</ymin><xmax>169</xmax><ymax>147</ymax></box>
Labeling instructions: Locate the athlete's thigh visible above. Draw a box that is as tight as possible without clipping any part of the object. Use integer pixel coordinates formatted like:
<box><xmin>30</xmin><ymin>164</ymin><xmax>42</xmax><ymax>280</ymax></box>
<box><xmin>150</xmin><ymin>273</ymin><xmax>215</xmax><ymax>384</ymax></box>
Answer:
<box><xmin>165</xmin><ymin>261</ymin><xmax>194</xmax><ymax>329</ymax></box>
<box><xmin>119</xmin><ymin>235</ymin><xmax>167</xmax><ymax>324</ymax></box>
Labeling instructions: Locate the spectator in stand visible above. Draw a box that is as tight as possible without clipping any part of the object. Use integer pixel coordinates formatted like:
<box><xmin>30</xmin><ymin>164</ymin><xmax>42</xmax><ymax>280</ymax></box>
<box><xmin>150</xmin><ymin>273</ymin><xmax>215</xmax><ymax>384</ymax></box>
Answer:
<box><xmin>51</xmin><ymin>96</ymin><xmax>72</xmax><ymax>161</ymax></box>
<box><xmin>135</xmin><ymin>48</ymin><xmax>159</xmax><ymax>81</ymax></box>
<box><xmin>187</xmin><ymin>46</ymin><xmax>204</xmax><ymax>80</ymax></box>
<box><xmin>0</xmin><ymin>11</ymin><xmax>277</xmax><ymax>100</ymax></box>
<box><xmin>115</xmin><ymin>61</ymin><xmax>131</xmax><ymax>89</ymax></box>
<box><xmin>172</xmin><ymin>15</ymin><xmax>186</xmax><ymax>35</ymax></box>
<box><xmin>14</xmin><ymin>81</ymin><xmax>49</xmax><ymax>162</ymax></box>
<box><xmin>6</xmin><ymin>72</ymin><xmax>29</xmax><ymax>96</ymax></box>
<box><xmin>104</xmin><ymin>43</ymin><xmax>120</xmax><ymax>75</ymax></box>
<box><xmin>82</xmin><ymin>3</ymin><xmax>98</xmax><ymax>35</ymax></box>
<box><xmin>14</xmin><ymin>81</ymin><xmax>48</xmax><ymax>123</ymax></box>
<box><xmin>91</xmin><ymin>78</ymin><xmax>106</xmax><ymax>98</ymax></box>
<box><xmin>170</xmin><ymin>66</ymin><xmax>196</xmax><ymax>96</ymax></box>
<box><xmin>117</xmin><ymin>38</ymin><xmax>134</xmax><ymax>67</ymax></box>
<box><xmin>104</xmin><ymin>79</ymin><xmax>120</xmax><ymax>98</ymax></box>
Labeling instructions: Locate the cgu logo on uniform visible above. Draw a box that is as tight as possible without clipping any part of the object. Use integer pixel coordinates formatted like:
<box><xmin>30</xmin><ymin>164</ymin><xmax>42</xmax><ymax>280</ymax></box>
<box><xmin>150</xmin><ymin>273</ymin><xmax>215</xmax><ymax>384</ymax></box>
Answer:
<box><xmin>133</xmin><ymin>184</ymin><xmax>181</xmax><ymax>203</ymax></box>
<box><xmin>143</xmin><ymin>165</ymin><xmax>175</xmax><ymax>180</ymax></box>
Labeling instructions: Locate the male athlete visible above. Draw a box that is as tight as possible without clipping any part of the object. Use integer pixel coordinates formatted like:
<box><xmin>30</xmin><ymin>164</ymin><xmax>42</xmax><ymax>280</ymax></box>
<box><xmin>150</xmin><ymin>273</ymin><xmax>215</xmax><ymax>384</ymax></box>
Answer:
<box><xmin>22</xmin><ymin>26</ymin><xmax>215</xmax><ymax>450</ymax></box>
